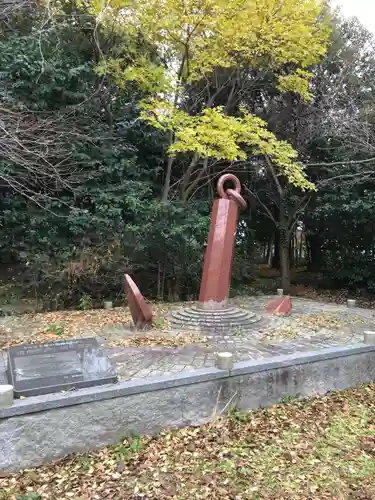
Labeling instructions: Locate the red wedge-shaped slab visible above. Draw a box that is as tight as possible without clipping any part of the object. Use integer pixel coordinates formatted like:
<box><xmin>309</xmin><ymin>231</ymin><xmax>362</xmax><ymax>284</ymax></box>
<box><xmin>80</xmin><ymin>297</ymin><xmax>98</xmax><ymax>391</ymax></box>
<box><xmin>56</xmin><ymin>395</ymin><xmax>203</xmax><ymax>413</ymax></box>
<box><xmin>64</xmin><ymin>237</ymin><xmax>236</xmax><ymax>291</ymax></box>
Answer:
<box><xmin>266</xmin><ymin>296</ymin><xmax>292</xmax><ymax>316</ymax></box>
<box><xmin>124</xmin><ymin>274</ymin><xmax>153</xmax><ymax>328</ymax></box>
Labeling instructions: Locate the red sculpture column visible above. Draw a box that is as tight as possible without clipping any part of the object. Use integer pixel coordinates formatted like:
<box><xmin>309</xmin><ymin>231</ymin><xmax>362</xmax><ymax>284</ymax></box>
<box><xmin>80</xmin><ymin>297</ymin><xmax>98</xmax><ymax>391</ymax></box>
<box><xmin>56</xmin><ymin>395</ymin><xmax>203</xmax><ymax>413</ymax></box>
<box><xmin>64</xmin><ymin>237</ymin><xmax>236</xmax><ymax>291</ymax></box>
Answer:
<box><xmin>199</xmin><ymin>174</ymin><xmax>247</xmax><ymax>310</ymax></box>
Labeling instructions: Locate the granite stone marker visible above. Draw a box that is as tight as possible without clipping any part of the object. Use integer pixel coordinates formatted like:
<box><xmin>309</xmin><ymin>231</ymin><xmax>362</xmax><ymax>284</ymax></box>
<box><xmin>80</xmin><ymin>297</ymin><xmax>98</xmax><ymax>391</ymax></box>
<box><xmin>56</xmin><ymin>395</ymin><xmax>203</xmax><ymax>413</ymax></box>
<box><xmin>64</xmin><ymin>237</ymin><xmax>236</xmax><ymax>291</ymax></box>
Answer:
<box><xmin>7</xmin><ymin>338</ymin><xmax>117</xmax><ymax>398</ymax></box>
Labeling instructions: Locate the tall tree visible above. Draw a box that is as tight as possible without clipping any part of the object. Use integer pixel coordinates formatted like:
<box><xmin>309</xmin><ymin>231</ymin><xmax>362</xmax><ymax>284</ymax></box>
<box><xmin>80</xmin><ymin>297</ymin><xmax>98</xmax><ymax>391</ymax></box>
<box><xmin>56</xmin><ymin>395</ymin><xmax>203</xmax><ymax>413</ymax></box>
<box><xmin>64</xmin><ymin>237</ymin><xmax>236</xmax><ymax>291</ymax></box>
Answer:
<box><xmin>92</xmin><ymin>0</ymin><xmax>329</xmax><ymax>203</ymax></box>
<box><xmin>239</xmin><ymin>9</ymin><xmax>375</xmax><ymax>290</ymax></box>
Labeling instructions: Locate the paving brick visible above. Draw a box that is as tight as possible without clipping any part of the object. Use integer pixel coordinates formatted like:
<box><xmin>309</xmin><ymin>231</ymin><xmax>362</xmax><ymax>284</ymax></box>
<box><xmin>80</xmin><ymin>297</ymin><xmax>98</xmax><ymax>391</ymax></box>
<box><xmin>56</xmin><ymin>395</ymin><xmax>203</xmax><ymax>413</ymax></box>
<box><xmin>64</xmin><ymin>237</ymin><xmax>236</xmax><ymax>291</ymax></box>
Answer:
<box><xmin>58</xmin><ymin>296</ymin><xmax>375</xmax><ymax>383</ymax></box>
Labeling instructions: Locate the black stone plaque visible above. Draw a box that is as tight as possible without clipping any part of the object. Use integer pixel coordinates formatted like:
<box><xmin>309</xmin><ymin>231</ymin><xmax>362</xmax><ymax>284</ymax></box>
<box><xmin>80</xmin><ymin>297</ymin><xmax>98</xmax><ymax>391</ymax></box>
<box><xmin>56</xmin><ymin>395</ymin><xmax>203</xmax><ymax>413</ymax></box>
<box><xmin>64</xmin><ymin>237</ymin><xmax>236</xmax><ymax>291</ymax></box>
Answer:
<box><xmin>7</xmin><ymin>337</ymin><xmax>118</xmax><ymax>398</ymax></box>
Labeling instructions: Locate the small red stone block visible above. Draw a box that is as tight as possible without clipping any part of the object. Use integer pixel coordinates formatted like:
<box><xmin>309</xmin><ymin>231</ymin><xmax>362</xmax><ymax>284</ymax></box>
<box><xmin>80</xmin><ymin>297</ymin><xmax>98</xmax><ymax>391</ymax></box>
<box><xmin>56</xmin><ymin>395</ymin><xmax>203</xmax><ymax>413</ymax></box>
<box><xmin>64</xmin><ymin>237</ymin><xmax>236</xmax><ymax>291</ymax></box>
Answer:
<box><xmin>266</xmin><ymin>296</ymin><xmax>292</xmax><ymax>316</ymax></box>
<box><xmin>124</xmin><ymin>274</ymin><xmax>153</xmax><ymax>328</ymax></box>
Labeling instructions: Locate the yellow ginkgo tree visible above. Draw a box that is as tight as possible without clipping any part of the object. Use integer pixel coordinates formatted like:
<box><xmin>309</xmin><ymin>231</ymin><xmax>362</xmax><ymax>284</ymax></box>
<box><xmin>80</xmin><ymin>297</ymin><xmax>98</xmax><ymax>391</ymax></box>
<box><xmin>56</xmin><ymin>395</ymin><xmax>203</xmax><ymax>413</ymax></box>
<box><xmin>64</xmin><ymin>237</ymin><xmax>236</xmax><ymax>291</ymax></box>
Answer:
<box><xmin>93</xmin><ymin>0</ymin><xmax>330</xmax><ymax>200</ymax></box>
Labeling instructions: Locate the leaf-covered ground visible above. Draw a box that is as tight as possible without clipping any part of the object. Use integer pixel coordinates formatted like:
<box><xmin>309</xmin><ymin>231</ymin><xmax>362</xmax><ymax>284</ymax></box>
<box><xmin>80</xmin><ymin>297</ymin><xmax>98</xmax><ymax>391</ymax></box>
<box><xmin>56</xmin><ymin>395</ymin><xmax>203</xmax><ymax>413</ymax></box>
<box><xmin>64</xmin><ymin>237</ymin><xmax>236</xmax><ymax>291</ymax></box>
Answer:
<box><xmin>0</xmin><ymin>303</ymin><xmax>202</xmax><ymax>352</ymax></box>
<box><xmin>0</xmin><ymin>288</ymin><xmax>372</xmax><ymax>351</ymax></box>
<box><xmin>263</xmin><ymin>312</ymin><xmax>367</xmax><ymax>340</ymax></box>
<box><xmin>1</xmin><ymin>271</ymin><xmax>374</xmax><ymax>352</ymax></box>
<box><xmin>1</xmin><ymin>384</ymin><xmax>374</xmax><ymax>499</ymax></box>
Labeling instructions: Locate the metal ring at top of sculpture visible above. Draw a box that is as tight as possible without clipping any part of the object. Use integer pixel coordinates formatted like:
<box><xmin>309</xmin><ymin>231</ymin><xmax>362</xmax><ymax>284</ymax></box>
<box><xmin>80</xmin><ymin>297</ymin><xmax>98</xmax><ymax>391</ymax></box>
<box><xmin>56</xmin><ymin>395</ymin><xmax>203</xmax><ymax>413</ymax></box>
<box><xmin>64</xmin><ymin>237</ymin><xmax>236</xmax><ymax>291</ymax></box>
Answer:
<box><xmin>217</xmin><ymin>174</ymin><xmax>241</xmax><ymax>198</ymax></box>
<box><xmin>217</xmin><ymin>174</ymin><xmax>247</xmax><ymax>210</ymax></box>
<box><xmin>226</xmin><ymin>188</ymin><xmax>247</xmax><ymax>210</ymax></box>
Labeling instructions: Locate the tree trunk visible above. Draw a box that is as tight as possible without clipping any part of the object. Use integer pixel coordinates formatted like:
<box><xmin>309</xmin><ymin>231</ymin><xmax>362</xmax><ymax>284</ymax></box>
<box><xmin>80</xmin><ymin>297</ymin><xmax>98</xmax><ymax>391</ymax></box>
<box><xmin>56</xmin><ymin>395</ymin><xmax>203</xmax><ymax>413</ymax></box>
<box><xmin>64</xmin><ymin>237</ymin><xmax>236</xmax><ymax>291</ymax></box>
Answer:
<box><xmin>271</xmin><ymin>231</ymin><xmax>280</xmax><ymax>269</ymax></box>
<box><xmin>266</xmin><ymin>234</ymin><xmax>273</xmax><ymax>265</ymax></box>
<box><xmin>289</xmin><ymin>238</ymin><xmax>295</xmax><ymax>269</ymax></box>
<box><xmin>306</xmin><ymin>233</ymin><xmax>323</xmax><ymax>271</ymax></box>
<box><xmin>298</xmin><ymin>233</ymin><xmax>304</xmax><ymax>265</ymax></box>
<box><xmin>280</xmin><ymin>240</ymin><xmax>291</xmax><ymax>293</ymax></box>
<box><xmin>279</xmin><ymin>200</ymin><xmax>291</xmax><ymax>292</ymax></box>
<box><xmin>162</xmin><ymin>156</ymin><xmax>174</xmax><ymax>202</ymax></box>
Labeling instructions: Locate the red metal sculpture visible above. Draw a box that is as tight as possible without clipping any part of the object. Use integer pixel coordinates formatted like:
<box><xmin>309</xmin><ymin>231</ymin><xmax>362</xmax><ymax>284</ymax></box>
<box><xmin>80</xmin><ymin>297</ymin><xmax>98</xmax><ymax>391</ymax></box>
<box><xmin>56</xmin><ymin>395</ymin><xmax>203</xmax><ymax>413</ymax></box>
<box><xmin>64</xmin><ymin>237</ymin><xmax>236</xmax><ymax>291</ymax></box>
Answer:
<box><xmin>199</xmin><ymin>174</ymin><xmax>247</xmax><ymax>310</ymax></box>
<box><xmin>266</xmin><ymin>296</ymin><xmax>292</xmax><ymax>316</ymax></box>
<box><xmin>124</xmin><ymin>274</ymin><xmax>153</xmax><ymax>328</ymax></box>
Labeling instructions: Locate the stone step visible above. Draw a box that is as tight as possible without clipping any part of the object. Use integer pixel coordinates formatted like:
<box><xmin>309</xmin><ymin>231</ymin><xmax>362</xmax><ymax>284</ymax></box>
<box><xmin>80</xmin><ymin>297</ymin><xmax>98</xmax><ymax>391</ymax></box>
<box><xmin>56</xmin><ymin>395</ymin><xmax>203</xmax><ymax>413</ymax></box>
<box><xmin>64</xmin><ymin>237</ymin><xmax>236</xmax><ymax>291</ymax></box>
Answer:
<box><xmin>169</xmin><ymin>316</ymin><xmax>260</xmax><ymax>330</ymax></box>
<box><xmin>168</xmin><ymin>306</ymin><xmax>261</xmax><ymax>332</ymax></box>
<box><xmin>169</xmin><ymin>316</ymin><xmax>259</xmax><ymax>327</ymax></box>
<box><xmin>171</xmin><ymin>306</ymin><xmax>256</xmax><ymax>317</ymax></box>
<box><xmin>183</xmin><ymin>307</ymin><xmax>252</xmax><ymax>317</ymax></box>
<box><xmin>168</xmin><ymin>323</ymin><xmax>257</xmax><ymax>332</ymax></box>
<box><xmin>170</xmin><ymin>310</ymin><xmax>256</xmax><ymax>323</ymax></box>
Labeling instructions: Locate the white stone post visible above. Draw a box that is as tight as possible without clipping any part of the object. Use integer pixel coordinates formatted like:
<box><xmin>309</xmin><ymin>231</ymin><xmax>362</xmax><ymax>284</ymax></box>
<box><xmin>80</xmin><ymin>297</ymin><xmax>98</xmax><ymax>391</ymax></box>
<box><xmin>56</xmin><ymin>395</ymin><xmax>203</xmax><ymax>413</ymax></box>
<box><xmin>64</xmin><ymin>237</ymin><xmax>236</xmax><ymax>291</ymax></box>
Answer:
<box><xmin>364</xmin><ymin>331</ymin><xmax>375</xmax><ymax>345</ymax></box>
<box><xmin>216</xmin><ymin>352</ymin><xmax>234</xmax><ymax>370</ymax></box>
<box><xmin>0</xmin><ymin>385</ymin><xmax>14</xmax><ymax>408</ymax></box>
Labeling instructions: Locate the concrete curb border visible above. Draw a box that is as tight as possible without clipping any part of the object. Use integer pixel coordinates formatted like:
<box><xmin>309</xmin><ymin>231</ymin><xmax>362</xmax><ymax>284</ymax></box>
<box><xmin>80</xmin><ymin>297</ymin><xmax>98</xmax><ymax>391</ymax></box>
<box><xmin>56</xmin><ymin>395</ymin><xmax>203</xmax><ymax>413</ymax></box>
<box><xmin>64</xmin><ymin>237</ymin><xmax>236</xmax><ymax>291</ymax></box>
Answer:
<box><xmin>1</xmin><ymin>342</ymin><xmax>375</xmax><ymax>474</ymax></box>
<box><xmin>1</xmin><ymin>343</ymin><xmax>374</xmax><ymax>419</ymax></box>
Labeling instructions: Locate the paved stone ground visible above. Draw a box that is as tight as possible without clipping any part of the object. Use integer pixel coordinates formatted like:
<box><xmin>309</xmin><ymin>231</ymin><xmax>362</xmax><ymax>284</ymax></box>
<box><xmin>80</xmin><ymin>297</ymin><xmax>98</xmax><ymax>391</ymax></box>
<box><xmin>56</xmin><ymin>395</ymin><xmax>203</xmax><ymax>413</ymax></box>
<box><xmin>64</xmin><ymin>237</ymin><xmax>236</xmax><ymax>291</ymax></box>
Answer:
<box><xmin>103</xmin><ymin>296</ymin><xmax>375</xmax><ymax>380</ymax></box>
<box><xmin>1</xmin><ymin>295</ymin><xmax>374</xmax><ymax>383</ymax></box>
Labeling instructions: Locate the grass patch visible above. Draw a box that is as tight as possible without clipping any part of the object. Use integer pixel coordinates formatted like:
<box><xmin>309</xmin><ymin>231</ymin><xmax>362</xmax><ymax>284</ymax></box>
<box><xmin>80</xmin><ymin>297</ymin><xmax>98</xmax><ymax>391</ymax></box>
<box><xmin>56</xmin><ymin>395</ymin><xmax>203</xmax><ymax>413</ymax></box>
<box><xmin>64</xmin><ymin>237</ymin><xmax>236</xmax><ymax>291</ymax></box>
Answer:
<box><xmin>1</xmin><ymin>384</ymin><xmax>374</xmax><ymax>499</ymax></box>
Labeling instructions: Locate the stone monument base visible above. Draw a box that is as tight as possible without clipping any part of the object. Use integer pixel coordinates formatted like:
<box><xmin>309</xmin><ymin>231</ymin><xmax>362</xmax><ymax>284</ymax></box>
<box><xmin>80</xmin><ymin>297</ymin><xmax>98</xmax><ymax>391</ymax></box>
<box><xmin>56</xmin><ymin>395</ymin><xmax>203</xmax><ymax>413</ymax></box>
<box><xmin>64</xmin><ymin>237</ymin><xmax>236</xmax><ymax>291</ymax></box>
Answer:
<box><xmin>170</xmin><ymin>306</ymin><xmax>260</xmax><ymax>333</ymax></box>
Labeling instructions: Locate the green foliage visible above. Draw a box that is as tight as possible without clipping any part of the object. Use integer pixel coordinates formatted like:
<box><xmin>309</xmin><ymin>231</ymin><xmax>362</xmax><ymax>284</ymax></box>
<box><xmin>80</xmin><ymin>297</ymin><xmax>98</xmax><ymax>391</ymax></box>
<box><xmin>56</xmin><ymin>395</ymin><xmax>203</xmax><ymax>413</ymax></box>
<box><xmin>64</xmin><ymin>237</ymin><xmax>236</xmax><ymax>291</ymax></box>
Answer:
<box><xmin>0</xmin><ymin>3</ymin><xmax>191</xmax><ymax>303</ymax></box>
<box><xmin>97</xmin><ymin>56</ymin><xmax>171</xmax><ymax>94</ymax></box>
<box><xmin>303</xmin><ymin>12</ymin><xmax>375</xmax><ymax>294</ymax></box>
<box><xmin>1</xmin><ymin>0</ymin><xmax>375</xmax><ymax>303</ymax></box>
<box><xmin>16</xmin><ymin>494</ymin><xmax>41</xmax><ymax>500</ymax></box>
<box><xmin>113</xmin><ymin>436</ymin><xmax>148</xmax><ymax>463</ymax></box>
<box><xmin>129</xmin><ymin>199</ymin><xmax>210</xmax><ymax>299</ymax></box>
<box><xmin>97</xmin><ymin>0</ymin><xmax>329</xmax><ymax>192</ymax></box>
<box><xmin>277</xmin><ymin>69</ymin><xmax>313</xmax><ymax>102</ymax></box>
<box><xmin>78</xmin><ymin>294</ymin><xmax>93</xmax><ymax>310</ymax></box>
<box><xmin>306</xmin><ymin>186</ymin><xmax>375</xmax><ymax>292</ymax></box>
<box><xmin>46</xmin><ymin>323</ymin><xmax>65</xmax><ymax>336</ymax></box>
<box><xmin>99</xmin><ymin>0</ymin><xmax>329</xmax><ymax>82</ymax></box>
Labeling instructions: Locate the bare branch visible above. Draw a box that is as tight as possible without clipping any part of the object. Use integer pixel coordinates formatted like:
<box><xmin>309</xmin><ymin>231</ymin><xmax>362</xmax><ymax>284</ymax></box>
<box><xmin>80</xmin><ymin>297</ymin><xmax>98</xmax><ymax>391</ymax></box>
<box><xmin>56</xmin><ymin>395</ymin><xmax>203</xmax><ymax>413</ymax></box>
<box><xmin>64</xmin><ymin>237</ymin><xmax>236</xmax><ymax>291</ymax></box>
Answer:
<box><xmin>265</xmin><ymin>155</ymin><xmax>283</xmax><ymax>196</ymax></box>
<box><xmin>243</xmin><ymin>185</ymin><xmax>277</xmax><ymax>224</ymax></box>
<box><xmin>307</xmin><ymin>156</ymin><xmax>375</xmax><ymax>168</ymax></box>
<box><xmin>0</xmin><ymin>105</ymin><xmax>88</xmax><ymax>209</ymax></box>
